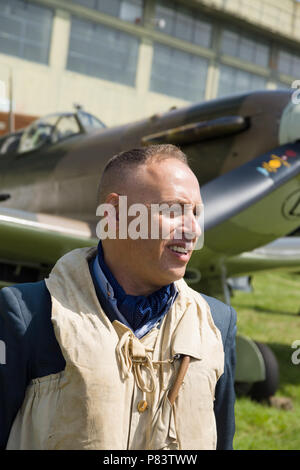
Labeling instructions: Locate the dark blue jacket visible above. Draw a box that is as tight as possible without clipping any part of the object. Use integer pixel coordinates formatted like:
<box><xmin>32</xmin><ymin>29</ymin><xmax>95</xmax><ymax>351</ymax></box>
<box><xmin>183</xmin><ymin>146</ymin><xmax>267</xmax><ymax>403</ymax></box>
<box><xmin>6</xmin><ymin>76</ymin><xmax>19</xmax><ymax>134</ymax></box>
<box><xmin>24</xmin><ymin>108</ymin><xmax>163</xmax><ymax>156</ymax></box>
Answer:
<box><xmin>0</xmin><ymin>279</ymin><xmax>236</xmax><ymax>450</ymax></box>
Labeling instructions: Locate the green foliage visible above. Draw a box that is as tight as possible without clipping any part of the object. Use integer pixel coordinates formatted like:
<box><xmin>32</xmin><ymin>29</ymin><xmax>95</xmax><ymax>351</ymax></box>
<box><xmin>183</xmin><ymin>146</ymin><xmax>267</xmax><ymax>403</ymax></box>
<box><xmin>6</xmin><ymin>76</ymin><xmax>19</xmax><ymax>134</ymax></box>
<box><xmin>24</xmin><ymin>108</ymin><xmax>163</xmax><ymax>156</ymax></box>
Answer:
<box><xmin>231</xmin><ymin>271</ymin><xmax>300</xmax><ymax>450</ymax></box>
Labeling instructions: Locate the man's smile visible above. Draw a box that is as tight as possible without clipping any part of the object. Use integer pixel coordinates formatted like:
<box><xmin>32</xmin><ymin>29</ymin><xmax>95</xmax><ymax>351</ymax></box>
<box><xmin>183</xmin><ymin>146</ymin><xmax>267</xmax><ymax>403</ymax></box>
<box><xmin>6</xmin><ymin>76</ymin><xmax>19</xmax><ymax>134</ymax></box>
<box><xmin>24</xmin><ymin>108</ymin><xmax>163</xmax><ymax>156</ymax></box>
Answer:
<box><xmin>166</xmin><ymin>241</ymin><xmax>194</xmax><ymax>261</ymax></box>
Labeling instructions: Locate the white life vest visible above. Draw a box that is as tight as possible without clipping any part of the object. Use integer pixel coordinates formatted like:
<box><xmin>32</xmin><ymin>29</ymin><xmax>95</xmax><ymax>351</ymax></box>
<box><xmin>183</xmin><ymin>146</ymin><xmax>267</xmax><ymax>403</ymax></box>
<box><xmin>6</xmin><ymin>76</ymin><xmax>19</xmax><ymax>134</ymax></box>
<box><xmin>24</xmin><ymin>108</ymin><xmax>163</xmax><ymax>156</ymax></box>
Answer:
<box><xmin>7</xmin><ymin>247</ymin><xmax>224</xmax><ymax>450</ymax></box>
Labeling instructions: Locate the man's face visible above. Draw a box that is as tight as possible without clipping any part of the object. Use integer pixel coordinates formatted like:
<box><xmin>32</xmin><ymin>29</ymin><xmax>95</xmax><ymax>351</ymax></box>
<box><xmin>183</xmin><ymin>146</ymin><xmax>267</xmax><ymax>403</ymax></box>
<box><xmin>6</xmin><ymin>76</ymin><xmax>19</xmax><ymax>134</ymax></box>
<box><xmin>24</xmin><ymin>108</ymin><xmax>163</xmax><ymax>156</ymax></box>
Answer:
<box><xmin>107</xmin><ymin>157</ymin><xmax>202</xmax><ymax>293</ymax></box>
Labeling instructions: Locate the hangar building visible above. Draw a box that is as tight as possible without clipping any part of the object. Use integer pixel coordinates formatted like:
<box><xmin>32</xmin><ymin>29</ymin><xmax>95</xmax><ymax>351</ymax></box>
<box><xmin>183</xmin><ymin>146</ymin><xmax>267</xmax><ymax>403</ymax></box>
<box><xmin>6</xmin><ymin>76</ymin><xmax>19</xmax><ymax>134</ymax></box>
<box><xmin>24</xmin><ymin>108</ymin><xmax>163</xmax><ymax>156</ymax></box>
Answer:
<box><xmin>0</xmin><ymin>0</ymin><xmax>299</xmax><ymax>132</ymax></box>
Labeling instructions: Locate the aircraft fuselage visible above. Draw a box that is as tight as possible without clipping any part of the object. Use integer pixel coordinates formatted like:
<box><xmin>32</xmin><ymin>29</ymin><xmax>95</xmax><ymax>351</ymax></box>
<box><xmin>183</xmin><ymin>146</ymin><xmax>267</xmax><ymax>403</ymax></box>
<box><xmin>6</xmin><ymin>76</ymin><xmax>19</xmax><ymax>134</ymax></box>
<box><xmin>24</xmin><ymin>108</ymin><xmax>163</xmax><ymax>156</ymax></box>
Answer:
<box><xmin>0</xmin><ymin>90</ymin><xmax>292</xmax><ymax>223</ymax></box>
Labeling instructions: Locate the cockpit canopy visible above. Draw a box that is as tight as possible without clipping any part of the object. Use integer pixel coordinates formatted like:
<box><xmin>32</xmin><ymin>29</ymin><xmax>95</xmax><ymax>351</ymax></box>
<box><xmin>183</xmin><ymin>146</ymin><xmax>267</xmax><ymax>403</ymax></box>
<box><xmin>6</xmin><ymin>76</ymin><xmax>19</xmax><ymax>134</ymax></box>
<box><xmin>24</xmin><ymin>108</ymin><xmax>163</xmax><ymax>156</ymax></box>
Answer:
<box><xmin>0</xmin><ymin>110</ymin><xmax>106</xmax><ymax>155</ymax></box>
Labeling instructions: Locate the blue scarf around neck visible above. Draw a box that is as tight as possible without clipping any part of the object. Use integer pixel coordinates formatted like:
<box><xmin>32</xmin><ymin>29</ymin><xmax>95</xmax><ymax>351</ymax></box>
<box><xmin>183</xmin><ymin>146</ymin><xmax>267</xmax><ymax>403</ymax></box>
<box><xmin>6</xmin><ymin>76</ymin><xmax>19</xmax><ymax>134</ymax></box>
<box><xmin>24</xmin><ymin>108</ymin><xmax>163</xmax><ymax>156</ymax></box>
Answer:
<box><xmin>92</xmin><ymin>242</ymin><xmax>177</xmax><ymax>337</ymax></box>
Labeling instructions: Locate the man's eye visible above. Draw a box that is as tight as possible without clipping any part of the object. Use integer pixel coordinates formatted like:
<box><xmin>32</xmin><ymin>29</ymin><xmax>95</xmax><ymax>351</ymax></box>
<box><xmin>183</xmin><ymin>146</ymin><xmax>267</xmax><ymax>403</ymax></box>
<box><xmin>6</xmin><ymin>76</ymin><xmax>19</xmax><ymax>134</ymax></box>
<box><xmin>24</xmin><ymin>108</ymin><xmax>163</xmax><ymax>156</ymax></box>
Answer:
<box><xmin>161</xmin><ymin>209</ymin><xmax>173</xmax><ymax>217</ymax></box>
<box><xmin>161</xmin><ymin>207</ymin><xmax>182</xmax><ymax>217</ymax></box>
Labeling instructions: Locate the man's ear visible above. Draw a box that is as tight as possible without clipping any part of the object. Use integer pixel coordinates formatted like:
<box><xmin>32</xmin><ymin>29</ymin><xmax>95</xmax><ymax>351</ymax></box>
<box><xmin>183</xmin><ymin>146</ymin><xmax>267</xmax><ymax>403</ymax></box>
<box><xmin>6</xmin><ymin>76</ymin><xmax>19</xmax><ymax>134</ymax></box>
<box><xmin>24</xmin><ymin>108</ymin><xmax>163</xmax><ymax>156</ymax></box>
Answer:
<box><xmin>105</xmin><ymin>193</ymin><xmax>120</xmax><ymax>222</ymax></box>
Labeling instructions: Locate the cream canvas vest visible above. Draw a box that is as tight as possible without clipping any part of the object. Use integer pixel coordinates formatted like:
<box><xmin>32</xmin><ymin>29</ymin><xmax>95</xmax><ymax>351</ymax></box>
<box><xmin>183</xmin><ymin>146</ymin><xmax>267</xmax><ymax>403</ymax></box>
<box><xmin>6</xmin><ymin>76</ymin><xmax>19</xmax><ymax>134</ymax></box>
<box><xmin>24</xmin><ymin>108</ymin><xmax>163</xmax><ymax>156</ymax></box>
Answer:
<box><xmin>7</xmin><ymin>247</ymin><xmax>224</xmax><ymax>450</ymax></box>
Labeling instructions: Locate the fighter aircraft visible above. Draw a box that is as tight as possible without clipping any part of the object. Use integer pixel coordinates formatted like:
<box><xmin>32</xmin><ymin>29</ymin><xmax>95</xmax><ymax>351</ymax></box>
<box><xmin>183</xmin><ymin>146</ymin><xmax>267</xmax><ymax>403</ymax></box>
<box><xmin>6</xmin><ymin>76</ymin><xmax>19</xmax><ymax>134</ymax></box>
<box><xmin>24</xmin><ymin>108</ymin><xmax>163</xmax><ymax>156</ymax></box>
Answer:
<box><xmin>1</xmin><ymin>89</ymin><xmax>300</xmax><ymax>399</ymax></box>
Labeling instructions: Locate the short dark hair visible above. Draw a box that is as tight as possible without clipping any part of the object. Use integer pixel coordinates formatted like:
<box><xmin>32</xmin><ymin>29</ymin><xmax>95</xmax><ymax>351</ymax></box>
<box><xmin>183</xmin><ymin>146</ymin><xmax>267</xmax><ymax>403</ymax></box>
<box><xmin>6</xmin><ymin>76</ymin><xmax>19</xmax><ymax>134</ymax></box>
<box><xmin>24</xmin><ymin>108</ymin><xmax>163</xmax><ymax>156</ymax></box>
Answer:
<box><xmin>97</xmin><ymin>144</ymin><xmax>189</xmax><ymax>204</ymax></box>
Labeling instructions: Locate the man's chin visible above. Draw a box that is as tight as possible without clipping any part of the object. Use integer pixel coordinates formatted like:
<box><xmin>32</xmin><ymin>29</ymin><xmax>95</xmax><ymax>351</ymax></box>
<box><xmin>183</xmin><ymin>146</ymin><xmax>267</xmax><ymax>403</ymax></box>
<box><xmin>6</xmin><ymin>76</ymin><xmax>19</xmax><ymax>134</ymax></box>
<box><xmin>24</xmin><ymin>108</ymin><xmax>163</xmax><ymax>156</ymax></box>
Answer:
<box><xmin>163</xmin><ymin>266</ymin><xmax>187</xmax><ymax>284</ymax></box>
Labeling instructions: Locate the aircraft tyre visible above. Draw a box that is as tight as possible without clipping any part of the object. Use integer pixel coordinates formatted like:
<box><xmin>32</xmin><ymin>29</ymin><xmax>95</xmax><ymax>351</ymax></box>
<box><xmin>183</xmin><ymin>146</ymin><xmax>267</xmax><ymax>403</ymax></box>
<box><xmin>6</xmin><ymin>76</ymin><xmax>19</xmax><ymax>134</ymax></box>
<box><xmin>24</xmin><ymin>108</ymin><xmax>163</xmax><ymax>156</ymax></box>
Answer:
<box><xmin>249</xmin><ymin>341</ymin><xmax>279</xmax><ymax>401</ymax></box>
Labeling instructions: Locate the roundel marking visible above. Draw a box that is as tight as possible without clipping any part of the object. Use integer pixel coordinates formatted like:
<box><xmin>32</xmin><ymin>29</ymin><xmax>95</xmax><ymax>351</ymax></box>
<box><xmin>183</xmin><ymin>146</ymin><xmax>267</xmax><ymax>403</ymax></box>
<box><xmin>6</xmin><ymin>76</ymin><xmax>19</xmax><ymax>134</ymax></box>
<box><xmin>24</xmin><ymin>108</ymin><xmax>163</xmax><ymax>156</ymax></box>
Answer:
<box><xmin>282</xmin><ymin>189</ymin><xmax>300</xmax><ymax>220</ymax></box>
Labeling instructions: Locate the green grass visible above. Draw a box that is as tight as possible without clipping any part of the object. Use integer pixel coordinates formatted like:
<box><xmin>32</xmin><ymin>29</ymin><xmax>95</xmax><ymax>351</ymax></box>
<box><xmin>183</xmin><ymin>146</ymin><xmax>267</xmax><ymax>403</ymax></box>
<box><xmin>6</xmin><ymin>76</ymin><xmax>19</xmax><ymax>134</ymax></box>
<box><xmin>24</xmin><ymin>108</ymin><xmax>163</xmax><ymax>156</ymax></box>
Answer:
<box><xmin>231</xmin><ymin>271</ymin><xmax>300</xmax><ymax>450</ymax></box>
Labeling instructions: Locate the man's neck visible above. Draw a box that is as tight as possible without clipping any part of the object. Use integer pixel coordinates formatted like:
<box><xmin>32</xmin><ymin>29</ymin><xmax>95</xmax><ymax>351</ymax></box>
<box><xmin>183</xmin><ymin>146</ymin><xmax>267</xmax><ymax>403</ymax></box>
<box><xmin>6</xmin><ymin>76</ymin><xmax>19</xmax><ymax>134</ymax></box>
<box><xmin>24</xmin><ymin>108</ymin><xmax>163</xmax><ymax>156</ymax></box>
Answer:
<box><xmin>101</xmin><ymin>245</ymin><xmax>161</xmax><ymax>297</ymax></box>
<box><xmin>106</xmin><ymin>263</ymin><xmax>159</xmax><ymax>296</ymax></box>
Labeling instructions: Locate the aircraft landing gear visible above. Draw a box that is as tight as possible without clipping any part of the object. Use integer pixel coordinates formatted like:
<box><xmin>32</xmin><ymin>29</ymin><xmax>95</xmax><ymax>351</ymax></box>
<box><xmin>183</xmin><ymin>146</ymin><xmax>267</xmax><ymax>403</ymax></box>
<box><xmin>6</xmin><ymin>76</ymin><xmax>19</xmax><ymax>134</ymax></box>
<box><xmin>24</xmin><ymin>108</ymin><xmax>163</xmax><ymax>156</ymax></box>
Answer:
<box><xmin>235</xmin><ymin>336</ymin><xmax>279</xmax><ymax>402</ymax></box>
<box><xmin>248</xmin><ymin>341</ymin><xmax>279</xmax><ymax>401</ymax></box>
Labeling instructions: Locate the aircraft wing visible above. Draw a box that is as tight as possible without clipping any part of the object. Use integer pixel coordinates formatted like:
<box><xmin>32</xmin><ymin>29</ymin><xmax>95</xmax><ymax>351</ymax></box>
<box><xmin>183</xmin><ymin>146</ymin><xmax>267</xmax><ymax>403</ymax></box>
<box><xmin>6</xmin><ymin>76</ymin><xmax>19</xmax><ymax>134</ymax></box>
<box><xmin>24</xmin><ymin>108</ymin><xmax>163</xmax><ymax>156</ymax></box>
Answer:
<box><xmin>226</xmin><ymin>237</ymin><xmax>300</xmax><ymax>277</ymax></box>
<box><xmin>0</xmin><ymin>208</ymin><xmax>97</xmax><ymax>285</ymax></box>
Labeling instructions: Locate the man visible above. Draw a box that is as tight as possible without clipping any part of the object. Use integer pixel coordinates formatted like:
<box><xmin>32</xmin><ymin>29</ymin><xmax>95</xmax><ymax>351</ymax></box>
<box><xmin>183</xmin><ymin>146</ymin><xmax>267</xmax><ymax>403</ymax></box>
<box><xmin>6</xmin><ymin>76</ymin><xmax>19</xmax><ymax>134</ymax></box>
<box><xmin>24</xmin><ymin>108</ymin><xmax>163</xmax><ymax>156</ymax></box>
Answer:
<box><xmin>0</xmin><ymin>144</ymin><xmax>236</xmax><ymax>450</ymax></box>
